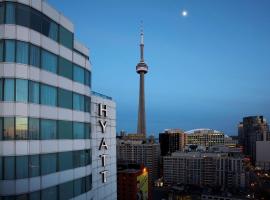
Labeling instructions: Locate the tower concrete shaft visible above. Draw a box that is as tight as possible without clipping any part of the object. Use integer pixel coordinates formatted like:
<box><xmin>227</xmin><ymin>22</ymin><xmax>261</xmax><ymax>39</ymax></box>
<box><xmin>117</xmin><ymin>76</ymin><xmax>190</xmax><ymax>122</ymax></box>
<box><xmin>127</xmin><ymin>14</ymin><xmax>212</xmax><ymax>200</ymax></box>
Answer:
<box><xmin>136</xmin><ymin>29</ymin><xmax>148</xmax><ymax>136</ymax></box>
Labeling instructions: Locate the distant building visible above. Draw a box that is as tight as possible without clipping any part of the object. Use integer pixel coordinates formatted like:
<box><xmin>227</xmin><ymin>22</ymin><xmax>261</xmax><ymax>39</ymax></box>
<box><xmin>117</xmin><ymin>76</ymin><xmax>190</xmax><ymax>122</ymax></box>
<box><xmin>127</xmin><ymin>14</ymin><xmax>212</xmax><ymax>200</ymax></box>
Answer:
<box><xmin>159</xmin><ymin>129</ymin><xmax>187</xmax><ymax>156</ymax></box>
<box><xmin>256</xmin><ymin>141</ymin><xmax>270</xmax><ymax>170</ymax></box>
<box><xmin>185</xmin><ymin>129</ymin><xmax>234</xmax><ymax>148</ymax></box>
<box><xmin>117</xmin><ymin>139</ymin><xmax>160</xmax><ymax>183</ymax></box>
<box><xmin>238</xmin><ymin>116</ymin><xmax>269</xmax><ymax>164</ymax></box>
<box><xmin>163</xmin><ymin>150</ymin><xmax>246</xmax><ymax>188</ymax></box>
<box><xmin>117</xmin><ymin>163</ymin><xmax>150</xmax><ymax>200</ymax></box>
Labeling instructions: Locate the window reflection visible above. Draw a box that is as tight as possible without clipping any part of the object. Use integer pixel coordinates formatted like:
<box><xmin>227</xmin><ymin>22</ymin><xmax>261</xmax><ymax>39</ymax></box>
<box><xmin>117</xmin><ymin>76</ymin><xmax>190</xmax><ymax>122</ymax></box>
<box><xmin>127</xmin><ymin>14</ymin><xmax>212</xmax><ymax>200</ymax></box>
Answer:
<box><xmin>16</xmin><ymin>117</ymin><xmax>28</xmax><ymax>140</ymax></box>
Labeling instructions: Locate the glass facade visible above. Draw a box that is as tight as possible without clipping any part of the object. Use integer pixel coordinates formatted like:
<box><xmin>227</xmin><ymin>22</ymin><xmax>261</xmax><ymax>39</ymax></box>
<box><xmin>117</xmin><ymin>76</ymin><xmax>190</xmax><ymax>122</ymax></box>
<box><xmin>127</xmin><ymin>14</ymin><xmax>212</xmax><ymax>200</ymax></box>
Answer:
<box><xmin>4</xmin><ymin>79</ymin><xmax>14</xmax><ymax>101</ymax></box>
<box><xmin>3</xmin><ymin>117</ymin><xmax>15</xmax><ymax>140</ymax></box>
<box><xmin>28</xmin><ymin>118</ymin><xmax>39</xmax><ymax>140</ymax></box>
<box><xmin>15</xmin><ymin>117</ymin><xmax>28</xmax><ymax>139</ymax></box>
<box><xmin>28</xmin><ymin>81</ymin><xmax>39</xmax><ymax>104</ymax></box>
<box><xmin>58</xmin><ymin>120</ymin><xmax>72</xmax><ymax>139</ymax></box>
<box><xmin>40</xmin><ymin>84</ymin><xmax>57</xmax><ymax>106</ymax></box>
<box><xmin>58</xmin><ymin>88</ymin><xmax>72</xmax><ymax>109</ymax></box>
<box><xmin>0</xmin><ymin>39</ymin><xmax>91</xmax><ymax>87</ymax></box>
<box><xmin>16</xmin><ymin>79</ymin><xmax>28</xmax><ymax>102</ymax></box>
<box><xmin>40</xmin><ymin>119</ymin><xmax>57</xmax><ymax>140</ymax></box>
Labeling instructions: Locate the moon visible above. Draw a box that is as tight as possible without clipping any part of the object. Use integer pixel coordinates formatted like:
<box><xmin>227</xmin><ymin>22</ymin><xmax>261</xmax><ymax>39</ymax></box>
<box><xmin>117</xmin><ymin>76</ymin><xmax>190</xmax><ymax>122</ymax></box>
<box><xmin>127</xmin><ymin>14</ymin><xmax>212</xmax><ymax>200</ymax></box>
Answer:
<box><xmin>181</xmin><ymin>10</ymin><xmax>188</xmax><ymax>17</ymax></box>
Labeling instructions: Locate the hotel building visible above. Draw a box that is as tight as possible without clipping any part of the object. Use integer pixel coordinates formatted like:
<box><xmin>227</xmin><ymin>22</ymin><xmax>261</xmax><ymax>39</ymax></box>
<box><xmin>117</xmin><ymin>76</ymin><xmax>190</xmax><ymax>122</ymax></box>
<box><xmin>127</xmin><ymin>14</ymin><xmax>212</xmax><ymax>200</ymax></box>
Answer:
<box><xmin>0</xmin><ymin>0</ymin><xmax>116</xmax><ymax>199</ymax></box>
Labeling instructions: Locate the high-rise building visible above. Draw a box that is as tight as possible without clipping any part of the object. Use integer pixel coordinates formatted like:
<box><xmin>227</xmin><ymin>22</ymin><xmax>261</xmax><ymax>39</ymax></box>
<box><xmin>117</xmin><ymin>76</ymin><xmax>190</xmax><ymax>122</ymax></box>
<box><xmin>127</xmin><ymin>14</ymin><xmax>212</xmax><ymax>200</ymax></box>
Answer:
<box><xmin>117</xmin><ymin>139</ymin><xmax>160</xmax><ymax>184</ymax></box>
<box><xmin>256</xmin><ymin>141</ymin><xmax>270</xmax><ymax>170</ymax></box>
<box><xmin>159</xmin><ymin>129</ymin><xmax>187</xmax><ymax>156</ymax></box>
<box><xmin>117</xmin><ymin>163</ymin><xmax>150</xmax><ymax>200</ymax></box>
<box><xmin>0</xmin><ymin>1</ymin><xmax>116</xmax><ymax>199</ymax></box>
<box><xmin>238</xmin><ymin>116</ymin><xmax>269</xmax><ymax>164</ymax></box>
<box><xmin>136</xmin><ymin>27</ymin><xmax>148</xmax><ymax>137</ymax></box>
<box><xmin>186</xmin><ymin>129</ymin><xmax>231</xmax><ymax>148</ymax></box>
<box><xmin>163</xmin><ymin>151</ymin><xmax>246</xmax><ymax>188</ymax></box>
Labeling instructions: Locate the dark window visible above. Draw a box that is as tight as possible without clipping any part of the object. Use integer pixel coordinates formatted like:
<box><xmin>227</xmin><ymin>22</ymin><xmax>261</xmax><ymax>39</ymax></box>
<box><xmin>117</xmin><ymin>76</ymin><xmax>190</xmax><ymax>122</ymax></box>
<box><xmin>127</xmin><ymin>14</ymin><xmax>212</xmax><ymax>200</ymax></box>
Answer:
<box><xmin>29</xmin><ymin>118</ymin><xmax>39</xmax><ymax>140</ymax></box>
<box><xmin>41</xmin><ymin>50</ymin><xmax>57</xmax><ymax>73</ymax></box>
<box><xmin>30</xmin><ymin>9</ymin><xmax>42</xmax><ymax>33</ymax></box>
<box><xmin>59</xmin><ymin>26</ymin><xmax>73</xmax><ymax>49</ymax></box>
<box><xmin>5</xmin><ymin>40</ymin><xmax>15</xmax><ymax>62</ymax></box>
<box><xmin>74</xmin><ymin>177</ymin><xmax>86</xmax><ymax>196</ymax></box>
<box><xmin>41</xmin><ymin>154</ymin><xmax>57</xmax><ymax>175</ymax></box>
<box><xmin>4</xmin><ymin>156</ymin><xmax>15</xmax><ymax>179</ymax></box>
<box><xmin>73</xmin><ymin>65</ymin><xmax>84</xmax><ymax>84</ymax></box>
<box><xmin>3</xmin><ymin>117</ymin><xmax>15</xmax><ymax>140</ymax></box>
<box><xmin>86</xmin><ymin>174</ymin><xmax>92</xmax><ymax>191</ymax></box>
<box><xmin>0</xmin><ymin>117</ymin><xmax>2</xmax><ymax>140</ymax></box>
<box><xmin>85</xmin><ymin>70</ymin><xmax>91</xmax><ymax>87</ymax></box>
<box><xmin>29</xmin><ymin>191</ymin><xmax>40</xmax><ymax>200</ymax></box>
<box><xmin>58</xmin><ymin>88</ymin><xmax>72</xmax><ymax>109</ymax></box>
<box><xmin>41</xmin><ymin>186</ymin><xmax>57</xmax><ymax>200</ymax></box>
<box><xmin>4</xmin><ymin>79</ymin><xmax>14</xmax><ymax>101</ymax></box>
<box><xmin>0</xmin><ymin>3</ymin><xmax>4</xmax><ymax>24</ymax></box>
<box><xmin>0</xmin><ymin>40</ymin><xmax>3</xmax><ymax>62</ymax></box>
<box><xmin>5</xmin><ymin>3</ymin><xmax>15</xmax><ymax>24</ymax></box>
<box><xmin>15</xmin><ymin>117</ymin><xmax>28</xmax><ymax>140</ymax></box>
<box><xmin>73</xmin><ymin>122</ymin><xmax>84</xmax><ymax>139</ymax></box>
<box><xmin>16</xmin><ymin>156</ymin><xmax>28</xmax><ymax>179</ymax></box>
<box><xmin>73</xmin><ymin>93</ymin><xmax>84</xmax><ymax>111</ymax></box>
<box><xmin>58</xmin><ymin>151</ymin><xmax>73</xmax><ymax>171</ymax></box>
<box><xmin>42</xmin><ymin>17</ymin><xmax>58</xmax><ymax>41</ymax></box>
<box><xmin>16</xmin><ymin>79</ymin><xmax>28</xmax><ymax>102</ymax></box>
<box><xmin>30</xmin><ymin>45</ymin><xmax>40</xmax><ymax>67</ymax></box>
<box><xmin>16</xmin><ymin>41</ymin><xmax>29</xmax><ymax>64</ymax></box>
<box><xmin>40</xmin><ymin>84</ymin><xmax>57</xmax><ymax>106</ymax></box>
<box><xmin>29</xmin><ymin>81</ymin><xmax>39</xmax><ymax>104</ymax></box>
<box><xmin>85</xmin><ymin>149</ymin><xmax>90</xmax><ymax>165</ymax></box>
<box><xmin>85</xmin><ymin>123</ymin><xmax>91</xmax><ymax>139</ymax></box>
<box><xmin>58</xmin><ymin>120</ymin><xmax>72</xmax><ymax>139</ymax></box>
<box><xmin>59</xmin><ymin>57</ymin><xmax>72</xmax><ymax>79</ymax></box>
<box><xmin>0</xmin><ymin>79</ymin><xmax>3</xmax><ymax>101</ymax></box>
<box><xmin>40</xmin><ymin>119</ymin><xmax>57</xmax><ymax>139</ymax></box>
<box><xmin>73</xmin><ymin>150</ymin><xmax>85</xmax><ymax>168</ymax></box>
<box><xmin>59</xmin><ymin>181</ymin><xmax>74</xmax><ymax>200</ymax></box>
<box><xmin>85</xmin><ymin>96</ymin><xmax>91</xmax><ymax>112</ymax></box>
<box><xmin>29</xmin><ymin>155</ymin><xmax>40</xmax><ymax>177</ymax></box>
<box><xmin>17</xmin><ymin>4</ymin><xmax>30</xmax><ymax>27</ymax></box>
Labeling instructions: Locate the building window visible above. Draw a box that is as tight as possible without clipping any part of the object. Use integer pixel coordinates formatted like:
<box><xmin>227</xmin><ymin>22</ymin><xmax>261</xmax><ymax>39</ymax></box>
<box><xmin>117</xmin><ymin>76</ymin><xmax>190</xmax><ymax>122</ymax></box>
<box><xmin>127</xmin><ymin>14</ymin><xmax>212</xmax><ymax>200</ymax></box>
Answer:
<box><xmin>41</xmin><ymin>50</ymin><xmax>57</xmax><ymax>73</ymax></box>
<box><xmin>85</xmin><ymin>123</ymin><xmax>91</xmax><ymax>139</ymax></box>
<box><xmin>30</xmin><ymin>9</ymin><xmax>42</xmax><ymax>33</ymax></box>
<box><xmin>5</xmin><ymin>2</ymin><xmax>15</xmax><ymax>24</ymax></box>
<box><xmin>85</xmin><ymin>96</ymin><xmax>91</xmax><ymax>112</ymax></box>
<box><xmin>29</xmin><ymin>81</ymin><xmax>40</xmax><ymax>104</ymax></box>
<box><xmin>16</xmin><ymin>156</ymin><xmax>28</xmax><ymax>179</ymax></box>
<box><xmin>41</xmin><ymin>186</ymin><xmax>57</xmax><ymax>200</ymax></box>
<box><xmin>29</xmin><ymin>118</ymin><xmax>39</xmax><ymax>140</ymax></box>
<box><xmin>15</xmin><ymin>117</ymin><xmax>28</xmax><ymax>140</ymax></box>
<box><xmin>73</xmin><ymin>65</ymin><xmax>84</xmax><ymax>84</ymax></box>
<box><xmin>17</xmin><ymin>4</ymin><xmax>30</xmax><ymax>27</ymax></box>
<box><xmin>41</xmin><ymin>84</ymin><xmax>57</xmax><ymax>106</ymax></box>
<box><xmin>85</xmin><ymin>149</ymin><xmax>91</xmax><ymax>165</ymax></box>
<box><xmin>0</xmin><ymin>117</ymin><xmax>2</xmax><ymax>140</ymax></box>
<box><xmin>73</xmin><ymin>122</ymin><xmax>84</xmax><ymax>139</ymax></box>
<box><xmin>40</xmin><ymin>119</ymin><xmax>57</xmax><ymax>140</ymax></box>
<box><xmin>74</xmin><ymin>177</ymin><xmax>86</xmax><ymax>197</ymax></box>
<box><xmin>59</xmin><ymin>181</ymin><xmax>73</xmax><ymax>200</ymax></box>
<box><xmin>42</xmin><ymin>17</ymin><xmax>58</xmax><ymax>42</ymax></box>
<box><xmin>16</xmin><ymin>79</ymin><xmax>28</xmax><ymax>102</ymax></box>
<box><xmin>41</xmin><ymin>154</ymin><xmax>57</xmax><ymax>175</ymax></box>
<box><xmin>4</xmin><ymin>79</ymin><xmax>14</xmax><ymax>101</ymax></box>
<box><xmin>3</xmin><ymin>117</ymin><xmax>15</xmax><ymax>140</ymax></box>
<box><xmin>30</xmin><ymin>45</ymin><xmax>40</xmax><ymax>68</ymax></box>
<box><xmin>16</xmin><ymin>41</ymin><xmax>29</xmax><ymax>64</ymax></box>
<box><xmin>58</xmin><ymin>151</ymin><xmax>73</xmax><ymax>171</ymax></box>
<box><xmin>58</xmin><ymin>88</ymin><xmax>72</xmax><ymax>109</ymax></box>
<box><xmin>0</xmin><ymin>40</ymin><xmax>3</xmax><ymax>62</ymax></box>
<box><xmin>59</xmin><ymin>26</ymin><xmax>73</xmax><ymax>49</ymax></box>
<box><xmin>29</xmin><ymin>191</ymin><xmax>40</xmax><ymax>200</ymax></box>
<box><xmin>86</xmin><ymin>174</ymin><xmax>92</xmax><ymax>191</ymax></box>
<box><xmin>59</xmin><ymin>57</ymin><xmax>73</xmax><ymax>80</ymax></box>
<box><xmin>73</xmin><ymin>150</ymin><xmax>85</xmax><ymax>168</ymax></box>
<box><xmin>85</xmin><ymin>70</ymin><xmax>91</xmax><ymax>87</ymax></box>
<box><xmin>4</xmin><ymin>40</ymin><xmax>15</xmax><ymax>62</ymax></box>
<box><xmin>58</xmin><ymin>120</ymin><xmax>72</xmax><ymax>139</ymax></box>
<box><xmin>73</xmin><ymin>93</ymin><xmax>84</xmax><ymax>111</ymax></box>
<box><xmin>29</xmin><ymin>155</ymin><xmax>40</xmax><ymax>177</ymax></box>
<box><xmin>0</xmin><ymin>3</ymin><xmax>4</xmax><ymax>24</ymax></box>
<box><xmin>4</xmin><ymin>156</ymin><xmax>15</xmax><ymax>179</ymax></box>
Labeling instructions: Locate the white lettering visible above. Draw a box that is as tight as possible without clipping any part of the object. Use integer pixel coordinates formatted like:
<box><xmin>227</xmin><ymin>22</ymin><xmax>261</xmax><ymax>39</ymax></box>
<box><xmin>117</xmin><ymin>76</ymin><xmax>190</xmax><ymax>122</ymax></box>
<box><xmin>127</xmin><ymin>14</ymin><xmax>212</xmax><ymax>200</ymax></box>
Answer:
<box><xmin>99</xmin><ymin>120</ymin><xmax>107</xmax><ymax>133</ymax></box>
<box><xmin>99</xmin><ymin>103</ymin><xmax>108</xmax><ymax>117</ymax></box>
<box><xmin>99</xmin><ymin>138</ymin><xmax>108</xmax><ymax>150</ymax></box>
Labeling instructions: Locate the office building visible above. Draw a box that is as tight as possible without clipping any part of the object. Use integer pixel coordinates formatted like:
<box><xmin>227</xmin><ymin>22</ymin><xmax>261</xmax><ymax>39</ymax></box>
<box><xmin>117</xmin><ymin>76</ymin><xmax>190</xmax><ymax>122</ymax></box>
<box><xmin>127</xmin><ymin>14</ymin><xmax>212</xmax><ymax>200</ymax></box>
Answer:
<box><xmin>256</xmin><ymin>141</ymin><xmax>270</xmax><ymax>170</ymax></box>
<box><xmin>0</xmin><ymin>0</ymin><xmax>116</xmax><ymax>199</ymax></box>
<box><xmin>186</xmin><ymin>128</ymin><xmax>233</xmax><ymax>148</ymax></box>
<box><xmin>117</xmin><ymin>163</ymin><xmax>150</xmax><ymax>200</ymax></box>
<box><xmin>159</xmin><ymin>129</ymin><xmax>187</xmax><ymax>156</ymax></box>
<box><xmin>163</xmin><ymin>150</ymin><xmax>246</xmax><ymax>188</ymax></box>
<box><xmin>238</xmin><ymin>116</ymin><xmax>269</xmax><ymax>164</ymax></box>
<box><xmin>117</xmin><ymin>139</ymin><xmax>160</xmax><ymax>183</ymax></box>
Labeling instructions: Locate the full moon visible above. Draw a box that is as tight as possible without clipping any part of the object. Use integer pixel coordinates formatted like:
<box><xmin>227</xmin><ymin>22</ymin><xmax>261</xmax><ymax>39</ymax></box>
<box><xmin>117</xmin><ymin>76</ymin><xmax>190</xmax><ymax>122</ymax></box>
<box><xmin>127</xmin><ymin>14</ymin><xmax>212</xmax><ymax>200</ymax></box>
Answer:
<box><xmin>181</xmin><ymin>10</ymin><xmax>188</xmax><ymax>17</ymax></box>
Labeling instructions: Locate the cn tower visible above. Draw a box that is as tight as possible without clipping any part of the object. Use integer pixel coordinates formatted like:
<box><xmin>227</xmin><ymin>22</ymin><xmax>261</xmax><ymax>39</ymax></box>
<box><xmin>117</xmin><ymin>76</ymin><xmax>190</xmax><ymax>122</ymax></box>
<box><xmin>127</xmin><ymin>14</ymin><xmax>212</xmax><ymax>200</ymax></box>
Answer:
<box><xmin>136</xmin><ymin>27</ymin><xmax>148</xmax><ymax>137</ymax></box>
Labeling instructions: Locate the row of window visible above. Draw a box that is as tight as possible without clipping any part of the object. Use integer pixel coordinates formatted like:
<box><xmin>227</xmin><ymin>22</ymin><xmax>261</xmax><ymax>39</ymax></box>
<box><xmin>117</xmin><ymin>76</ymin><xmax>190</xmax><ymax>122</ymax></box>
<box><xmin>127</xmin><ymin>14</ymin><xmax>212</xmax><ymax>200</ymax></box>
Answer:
<box><xmin>0</xmin><ymin>40</ymin><xmax>91</xmax><ymax>87</ymax></box>
<box><xmin>0</xmin><ymin>2</ymin><xmax>74</xmax><ymax>50</ymax></box>
<box><xmin>1</xmin><ymin>175</ymin><xmax>92</xmax><ymax>200</ymax></box>
<box><xmin>0</xmin><ymin>149</ymin><xmax>91</xmax><ymax>180</ymax></box>
<box><xmin>0</xmin><ymin>78</ymin><xmax>91</xmax><ymax>112</ymax></box>
<box><xmin>0</xmin><ymin>117</ymin><xmax>91</xmax><ymax>140</ymax></box>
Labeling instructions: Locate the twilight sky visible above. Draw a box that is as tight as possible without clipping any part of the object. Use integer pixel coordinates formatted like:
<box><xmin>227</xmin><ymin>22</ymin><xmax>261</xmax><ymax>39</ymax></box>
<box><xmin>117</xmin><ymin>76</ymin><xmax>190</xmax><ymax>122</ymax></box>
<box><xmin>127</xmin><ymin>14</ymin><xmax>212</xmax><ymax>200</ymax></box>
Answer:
<box><xmin>48</xmin><ymin>0</ymin><xmax>270</xmax><ymax>136</ymax></box>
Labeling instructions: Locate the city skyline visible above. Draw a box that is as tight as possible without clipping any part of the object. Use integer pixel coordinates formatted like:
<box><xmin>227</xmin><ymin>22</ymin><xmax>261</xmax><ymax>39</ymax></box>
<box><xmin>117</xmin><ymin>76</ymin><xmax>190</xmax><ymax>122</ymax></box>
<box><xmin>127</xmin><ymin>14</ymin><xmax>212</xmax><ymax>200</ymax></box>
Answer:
<box><xmin>48</xmin><ymin>0</ymin><xmax>270</xmax><ymax>136</ymax></box>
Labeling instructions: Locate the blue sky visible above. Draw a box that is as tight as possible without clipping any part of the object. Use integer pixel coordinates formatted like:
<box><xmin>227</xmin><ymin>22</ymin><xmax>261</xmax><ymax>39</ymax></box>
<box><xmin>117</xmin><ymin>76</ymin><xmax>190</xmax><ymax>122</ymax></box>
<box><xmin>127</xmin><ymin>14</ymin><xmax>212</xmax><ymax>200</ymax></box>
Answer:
<box><xmin>48</xmin><ymin>0</ymin><xmax>270</xmax><ymax>136</ymax></box>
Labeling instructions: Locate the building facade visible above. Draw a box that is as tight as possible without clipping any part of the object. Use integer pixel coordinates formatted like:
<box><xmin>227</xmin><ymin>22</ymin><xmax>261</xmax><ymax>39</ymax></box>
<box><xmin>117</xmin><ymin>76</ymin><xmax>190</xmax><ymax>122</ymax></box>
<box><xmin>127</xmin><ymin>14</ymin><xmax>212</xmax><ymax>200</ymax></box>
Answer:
<box><xmin>117</xmin><ymin>140</ymin><xmax>160</xmax><ymax>184</ymax></box>
<box><xmin>256</xmin><ymin>141</ymin><xmax>270</xmax><ymax>170</ymax></box>
<box><xmin>0</xmin><ymin>0</ymin><xmax>116</xmax><ymax>199</ymax></box>
<box><xmin>163</xmin><ymin>151</ymin><xmax>245</xmax><ymax>188</ymax></box>
<box><xmin>238</xmin><ymin>116</ymin><xmax>269</xmax><ymax>164</ymax></box>
<box><xmin>159</xmin><ymin>129</ymin><xmax>187</xmax><ymax>156</ymax></box>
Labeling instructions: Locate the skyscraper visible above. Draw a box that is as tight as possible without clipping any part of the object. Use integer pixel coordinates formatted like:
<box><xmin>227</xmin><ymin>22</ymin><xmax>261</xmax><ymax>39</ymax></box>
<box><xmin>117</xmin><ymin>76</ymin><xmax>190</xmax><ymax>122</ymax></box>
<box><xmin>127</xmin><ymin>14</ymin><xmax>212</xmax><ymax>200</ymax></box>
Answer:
<box><xmin>136</xmin><ymin>28</ymin><xmax>148</xmax><ymax>137</ymax></box>
<box><xmin>0</xmin><ymin>1</ymin><xmax>116</xmax><ymax>199</ymax></box>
